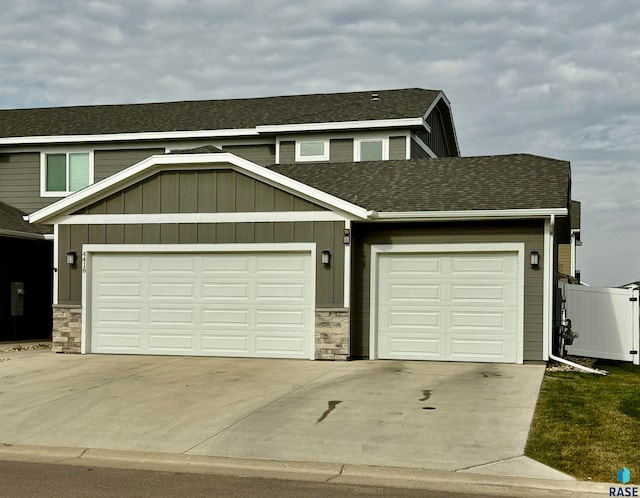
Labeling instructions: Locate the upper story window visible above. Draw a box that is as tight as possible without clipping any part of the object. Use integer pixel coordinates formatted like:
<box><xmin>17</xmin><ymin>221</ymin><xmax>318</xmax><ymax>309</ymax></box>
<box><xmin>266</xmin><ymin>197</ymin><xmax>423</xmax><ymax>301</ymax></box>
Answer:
<box><xmin>354</xmin><ymin>137</ymin><xmax>389</xmax><ymax>161</ymax></box>
<box><xmin>41</xmin><ymin>151</ymin><xmax>94</xmax><ymax>197</ymax></box>
<box><xmin>295</xmin><ymin>140</ymin><xmax>329</xmax><ymax>162</ymax></box>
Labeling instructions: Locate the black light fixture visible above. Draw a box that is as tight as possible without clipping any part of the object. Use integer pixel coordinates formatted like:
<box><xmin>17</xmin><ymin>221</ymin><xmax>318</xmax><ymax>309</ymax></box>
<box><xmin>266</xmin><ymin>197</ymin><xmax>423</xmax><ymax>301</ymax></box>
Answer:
<box><xmin>530</xmin><ymin>250</ymin><xmax>540</xmax><ymax>269</ymax></box>
<box><xmin>66</xmin><ymin>251</ymin><xmax>77</xmax><ymax>266</ymax></box>
<box><xmin>343</xmin><ymin>228</ymin><xmax>351</xmax><ymax>245</ymax></box>
<box><xmin>321</xmin><ymin>250</ymin><xmax>331</xmax><ymax>266</ymax></box>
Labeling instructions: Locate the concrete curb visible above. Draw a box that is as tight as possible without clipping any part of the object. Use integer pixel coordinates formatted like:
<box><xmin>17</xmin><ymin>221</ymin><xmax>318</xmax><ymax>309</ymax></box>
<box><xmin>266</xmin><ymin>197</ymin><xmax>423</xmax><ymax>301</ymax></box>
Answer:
<box><xmin>0</xmin><ymin>443</ymin><xmax>616</xmax><ymax>497</ymax></box>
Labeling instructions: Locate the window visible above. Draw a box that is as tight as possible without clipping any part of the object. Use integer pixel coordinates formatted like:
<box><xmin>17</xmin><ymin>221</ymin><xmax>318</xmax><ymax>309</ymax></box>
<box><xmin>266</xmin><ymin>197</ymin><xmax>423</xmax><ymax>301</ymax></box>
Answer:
<box><xmin>41</xmin><ymin>151</ymin><xmax>93</xmax><ymax>196</ymax></box>
<box><xmin>354</xmin><ymin>137</ymin><xmax>388</xmax><ymax>161</ymax></box>
<box><xmin>295</xmin><ymin>140</ymin><xmax>329</xmax><ymax>162</ymax></box>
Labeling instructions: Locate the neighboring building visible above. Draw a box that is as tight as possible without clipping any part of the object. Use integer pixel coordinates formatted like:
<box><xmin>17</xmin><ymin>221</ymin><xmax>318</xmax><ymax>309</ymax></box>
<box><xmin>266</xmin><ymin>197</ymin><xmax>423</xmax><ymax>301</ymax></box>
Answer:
<box><xmin>1</xmin><ymin>88</ymin><xmax>574</xmax><ymax>363</ymax></box>
<box><xmin>558</xmin><ymin>200</ymin><xmax>581</xmax><ymax>279</ymax></box>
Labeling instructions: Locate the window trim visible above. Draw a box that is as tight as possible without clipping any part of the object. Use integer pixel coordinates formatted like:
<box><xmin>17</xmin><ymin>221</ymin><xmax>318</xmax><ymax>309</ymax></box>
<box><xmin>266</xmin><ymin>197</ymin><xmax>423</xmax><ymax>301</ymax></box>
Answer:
<box><xmin>353</xmin><ymin>136</ymin><xmax>389</xmax><ymax>162</ymax></box>
<box><xmin>40</xmin><ymin>150</ymin><xmax>95</xmax><ymax>197</ymax></box>
<box><xmin>295</xmin><ymin>139</ymin><xmax>330</xmax><ymax>162</ymax></box>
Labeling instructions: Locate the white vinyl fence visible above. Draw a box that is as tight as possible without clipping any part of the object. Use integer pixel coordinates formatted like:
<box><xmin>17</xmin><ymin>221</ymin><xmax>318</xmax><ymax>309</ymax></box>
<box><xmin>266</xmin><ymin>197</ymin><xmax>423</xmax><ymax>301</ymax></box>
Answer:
<box><xmin>563</xmin><ymin>284</ymin><xmax>639</xmax><ymax>365</ymax></box>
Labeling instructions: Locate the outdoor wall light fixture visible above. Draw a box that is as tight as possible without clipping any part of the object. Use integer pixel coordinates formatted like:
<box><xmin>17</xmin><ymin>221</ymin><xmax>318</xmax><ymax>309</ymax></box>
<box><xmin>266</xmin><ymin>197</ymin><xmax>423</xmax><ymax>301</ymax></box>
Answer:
<box><xmin>66</xmin><ymin>251</ymin><xmax>77</xmax><ymax>266</ymax></box>
<box><xmin>321</xmin><ymin>250</ymin><xmax>331</xmax><ymax>266</ymax></box>
<box><xmin>343</xmin><ymin>228</ymin><xmax>351</xmax><ymax>245</ymax></box>
<box><xmin>530</xmin><ymin>250</ymin><xmax>540</xmax><ymax>269</ymax></box>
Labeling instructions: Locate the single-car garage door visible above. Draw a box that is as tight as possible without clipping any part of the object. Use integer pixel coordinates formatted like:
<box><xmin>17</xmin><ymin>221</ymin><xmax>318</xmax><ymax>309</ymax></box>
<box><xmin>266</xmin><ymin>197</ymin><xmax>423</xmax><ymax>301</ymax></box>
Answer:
<box><xmin>376</xmin><ymin>250</ymin><xmax>521</xmax><ymax>363</ymax></box>
<box><xmin>89</xmin><ymin>251</ymin><xmax>314</xmax><ymax>358</ymax></box>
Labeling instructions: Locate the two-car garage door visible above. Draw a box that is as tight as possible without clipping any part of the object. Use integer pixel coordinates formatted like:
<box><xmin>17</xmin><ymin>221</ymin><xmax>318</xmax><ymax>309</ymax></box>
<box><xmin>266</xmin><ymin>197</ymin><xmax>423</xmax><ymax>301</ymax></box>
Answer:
<box><xmin>88</xmin><ymin>251</ymin><xmax>314</xmax><ymax>359</ymax></box>
<box><xmin>375</xmin><ymin>249</ymin><xmax>522</xmax><ymax>363</ymax></box>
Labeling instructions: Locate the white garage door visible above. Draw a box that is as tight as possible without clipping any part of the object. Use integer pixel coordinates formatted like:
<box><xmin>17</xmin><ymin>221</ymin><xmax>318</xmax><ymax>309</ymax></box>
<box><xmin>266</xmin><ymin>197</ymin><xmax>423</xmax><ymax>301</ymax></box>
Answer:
<box><xmin>89</xmin><ymin>251</ymin><xmax>314</xmax><ymax>358</ymax></box>
<box><xmin>377</xmin><ymin>251</ymin><xmax>520</xmax><ymax>363</ymax></box>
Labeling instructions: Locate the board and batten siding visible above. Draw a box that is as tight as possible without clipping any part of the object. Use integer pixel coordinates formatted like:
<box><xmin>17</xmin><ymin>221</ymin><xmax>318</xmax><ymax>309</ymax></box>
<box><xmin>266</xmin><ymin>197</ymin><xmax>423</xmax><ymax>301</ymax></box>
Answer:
<box><xmin>77</xmin><ymin>169</ymin><xmax>326</xmax><ymax>215</ymax></box>
<box><xmin>57</xmin><ymin>220</ymin><xmax>345</xmax><ymax>308</ymax></box>
<box><xmin>350</xmin><ymin>220</ymin><xmax>547</xmax><ymax>361</ymax></box>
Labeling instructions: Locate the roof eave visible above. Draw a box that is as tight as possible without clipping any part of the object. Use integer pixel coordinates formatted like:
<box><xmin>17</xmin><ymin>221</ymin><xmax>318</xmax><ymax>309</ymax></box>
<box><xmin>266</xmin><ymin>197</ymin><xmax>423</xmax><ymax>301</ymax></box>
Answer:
<box><xmin>369</xmin><ymin>208</ymin><xmax>568</xmax><ymax>221</ymax></box>
<box><xmin>256</xmin><ymin>118</ymin><xmax>424</xmax><ymax>134</ymax></box>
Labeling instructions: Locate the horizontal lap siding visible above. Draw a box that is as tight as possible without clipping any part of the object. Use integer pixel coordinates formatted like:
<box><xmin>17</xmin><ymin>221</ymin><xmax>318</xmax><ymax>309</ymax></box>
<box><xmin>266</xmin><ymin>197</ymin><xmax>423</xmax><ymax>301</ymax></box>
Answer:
<box><xmin>94</xmin><ymin>149</ymin><xmax>165</xmax><ymax>182</ymax></box>
<box><xmin>0</xmin><ymin>152</ymin><xmax>48</xmax><ymax>213</ymax></box>
<box><xmin>220</xmin><ymin>144</ymin><xmax>275</xmax><ymax>166</ymax></box>
<box><xmin>389</xmin><ymin>136</ymin><xmax>407</xmax><ymax>160</ymax></box>
<box><xmin>350</xmin><ymin>220</ymin><xmax>546</xmax><ymax>361</ymax></box>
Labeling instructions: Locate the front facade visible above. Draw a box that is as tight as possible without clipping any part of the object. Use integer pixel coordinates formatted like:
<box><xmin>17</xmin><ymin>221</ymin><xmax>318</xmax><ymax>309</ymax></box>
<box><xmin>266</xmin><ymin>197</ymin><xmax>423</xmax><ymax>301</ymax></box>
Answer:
<box><xmin>2</xmin><ymin>88</ymin><xmax>573</xmax><ymax>363</ymax></box>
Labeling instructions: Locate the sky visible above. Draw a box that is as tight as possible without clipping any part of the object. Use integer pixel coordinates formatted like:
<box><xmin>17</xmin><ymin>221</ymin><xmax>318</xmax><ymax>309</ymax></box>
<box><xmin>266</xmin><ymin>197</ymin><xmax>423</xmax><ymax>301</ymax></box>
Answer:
<box><xmin>1</xmin><ymin>0</ymin><xmax>638</xmax><ymax>287</ymax></box>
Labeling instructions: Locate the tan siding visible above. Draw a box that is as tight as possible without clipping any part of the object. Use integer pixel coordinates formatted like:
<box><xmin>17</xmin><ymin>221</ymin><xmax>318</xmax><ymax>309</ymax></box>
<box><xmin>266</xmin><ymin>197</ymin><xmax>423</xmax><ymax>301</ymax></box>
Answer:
<box><xmin>94</xmin><ymin>148</ymin><xmax>164</xmax><ymax>181</ymax></box>
<box><xmin>350</xmin><ymin>220</ymin><xmax>546</xmax><ymax>361</ymax></box>
<box><xmin>558</xmin><ymin>244</ymin><xmax>572</xmax><ymax>275</ymax></box>
<box><xmin>60</xmin><ymin>220</ymin><xmax>345</xmax><ymax>308</ymax></box>
<box><xmin>389</xmin><ymin>136</ymin><xmax>407</xmax><ymax>160</ymax></box>
<box><xmin>220</xmin><ymin>144</ymin><xmax>275</xmax><ymax>166</ymax></box>
<box><xmin>330</xmin><ymin>139</ymin><xmax>353</xmax><ymax>162</ymax></box>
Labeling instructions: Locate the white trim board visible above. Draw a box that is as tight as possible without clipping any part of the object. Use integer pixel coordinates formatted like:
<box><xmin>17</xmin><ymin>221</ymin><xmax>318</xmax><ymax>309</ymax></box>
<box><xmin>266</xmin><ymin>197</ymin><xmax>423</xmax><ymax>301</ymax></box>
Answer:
<box><xmin>54</xmin><ymin>211</ymin><xmax>354</xmax><ymax>225</ymax></box>
<box><xmin>81</xmin><ymin>242</ymin><xmax>317</xmax><ymax>359</ymax></box>
<box><xmin>29</xmin><ymin>153</ymin><xmax>370</xmax><ymax>224</ymax></box>
<box><xmin>368</xmin><ymin>242</ymin><xmax>525</xmax><ymax>363</ymax></box>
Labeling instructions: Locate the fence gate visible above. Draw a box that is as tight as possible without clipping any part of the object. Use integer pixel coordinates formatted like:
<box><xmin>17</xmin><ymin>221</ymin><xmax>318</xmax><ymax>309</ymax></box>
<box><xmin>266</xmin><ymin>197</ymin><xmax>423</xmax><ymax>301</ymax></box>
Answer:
<box><xmin>563</xmin><ymin>284</ymin><xmax>639</xmax><ymax>365</ymax></box>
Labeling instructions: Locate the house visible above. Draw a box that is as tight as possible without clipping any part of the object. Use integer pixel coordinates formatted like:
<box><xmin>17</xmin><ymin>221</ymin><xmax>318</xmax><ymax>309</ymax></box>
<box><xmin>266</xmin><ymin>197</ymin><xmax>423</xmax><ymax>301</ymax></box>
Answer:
<box><xmin>558</xmin><ymin>200</ymin><xmax>581</xmax><ymax>280</ymax></box>
<box><xmin>0</xmin><ymin>88</ymin><xmax>573</xmax><ymax>363</ymax></box>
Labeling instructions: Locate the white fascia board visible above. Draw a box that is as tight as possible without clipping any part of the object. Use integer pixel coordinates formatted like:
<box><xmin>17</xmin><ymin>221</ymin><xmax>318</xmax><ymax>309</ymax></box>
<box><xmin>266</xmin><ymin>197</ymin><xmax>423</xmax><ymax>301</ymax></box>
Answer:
<box><xmin>256</xmin><ymin>118</ymin><xmax>424</xmax><ymax>134</ymax></box>
<box><xmin>29</xmin><ymin>153</ymin><xmax>369</xmax><ymax>224</ymax></box>
<box><xmin>0</xmin><ymin>229</ymin><xmax>48</xmax><ymax>240</ymax></box>
<box><xmin>0</xmin><ymin>129</ymin><xmax>259</xmax><ymax>146</ymax></box>
<box><xmin>422</xmin><ymin>92</ymin><xmax>461</xmax><ymax>156</ymax></box>
<box><xmin>54</xmin><ymin>211</ymin><xmax>352</xmax><ymax>225</ymax></box>
<box><xmin>371</xmin><ymin>208</ymin><xmax>568</xmax><ymax>221</ymax></box>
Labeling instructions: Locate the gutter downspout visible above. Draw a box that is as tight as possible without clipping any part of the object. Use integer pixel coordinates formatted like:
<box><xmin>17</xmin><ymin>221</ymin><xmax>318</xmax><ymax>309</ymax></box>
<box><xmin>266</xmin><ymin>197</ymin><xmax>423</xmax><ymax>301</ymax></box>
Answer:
<box><xmin>546</xmin><ymin>215</ymin><xmax>607</xmax><ymax>375</ymax></box>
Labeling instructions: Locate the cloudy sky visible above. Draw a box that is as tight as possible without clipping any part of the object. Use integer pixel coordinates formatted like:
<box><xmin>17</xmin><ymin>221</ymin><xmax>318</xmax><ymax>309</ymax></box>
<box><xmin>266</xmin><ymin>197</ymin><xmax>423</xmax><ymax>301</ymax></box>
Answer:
<box><xmin>2</xmin><ymin>0</ymin><xmax>638</xmax><ymax>286</ymax></box>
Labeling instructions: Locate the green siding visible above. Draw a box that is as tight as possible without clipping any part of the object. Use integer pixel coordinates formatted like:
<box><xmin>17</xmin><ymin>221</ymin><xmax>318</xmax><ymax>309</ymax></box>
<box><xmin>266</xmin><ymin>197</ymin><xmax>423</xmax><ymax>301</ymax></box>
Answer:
<box><xmin>330</xmin><ymin>139</ymin><xmax>354</xmax><ymax>162</ymax></box>
<box><xmin>57</xmin><ymin>220</ymin><xmax>345</xmax><ymax>308</ymax></box>
<box><xmin>279</xmin><ymin>141</ymin><xmax>295</xmax><ymax>163</ymax></box>
<box><xmin>94</xmin><ymin>148</ymin><xmax>164</xmax><ymax>181</ymax></box>
<box><xmin>80</xmin><ymin>169</ymin><xmax>325</xmax><ymax>215</ymax></box>
<box><xmin>220</xmin><ymin>144</ymin><xmax>275</xmax><ymax>166</ymax></box>
<box><xmin>0</xmin><ymin>152</ymin><xmax>48</xmax><ymax>214</ymax></box>
<box><xmin>350</xmin><ymin>220</ymin><xmax>547</xmax><ymax>361</ymax></box>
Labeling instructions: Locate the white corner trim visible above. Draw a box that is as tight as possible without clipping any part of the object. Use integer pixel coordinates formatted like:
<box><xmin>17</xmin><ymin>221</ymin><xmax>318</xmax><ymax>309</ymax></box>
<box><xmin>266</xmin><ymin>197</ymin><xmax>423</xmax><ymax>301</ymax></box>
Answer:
<box><xmin>411</xmin><ymin>134</ymin><xmax>438</xmax><ymax>158</ymax></box>
<box><xmin>28</xmin><ymin>152</ymin><xmax>370</xmax><ymax>224</ymax></box>
<box><xmin>256</xmin><ymin>118</ymin><xmax>424</xmax><ymax>134</ymax></box>
<box><xmin>542</xmin><ymin>217</ymin><xmax>554</xmax><ymax>361</ymax></box>
<box><xmin>369</xmin><ymin>242</ymin><xmax>525</xmax><ymax>363</ymax></box>
<box><xmin>371</xmin><ymin>208</ymin><xmax>568</xmax><ymax>221</ymax></box>
<box><xmin>53</xmin><ymin>224</ymin><xmax>59</xmax><ymax>305</ymax></box>
<box><xmin>54</xmin><ymin>211</ymin><xmax>352</xmax><ymax>225</ymax></box>
<box><xmin>343</xmin><ymin>220</ymin><xmax>351</xmax><ymax>308</ymax></box>
<box><xmin>0</xmin><ymin>128</ymin><xmax>259</xmax><ymax>146</ymax></box>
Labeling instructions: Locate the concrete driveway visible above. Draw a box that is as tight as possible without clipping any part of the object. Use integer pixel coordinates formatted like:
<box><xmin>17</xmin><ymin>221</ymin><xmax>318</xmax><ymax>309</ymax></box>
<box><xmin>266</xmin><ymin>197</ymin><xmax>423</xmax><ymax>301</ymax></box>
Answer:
<box><xmin>0</xmin><ymin>350</ymin><xmax>546</xmax><ymax>473</ymax></box>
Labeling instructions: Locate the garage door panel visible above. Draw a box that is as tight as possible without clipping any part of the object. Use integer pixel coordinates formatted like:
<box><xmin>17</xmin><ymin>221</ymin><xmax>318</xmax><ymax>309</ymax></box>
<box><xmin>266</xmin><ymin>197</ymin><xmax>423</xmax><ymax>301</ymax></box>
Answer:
<box><xmin>385</xmin><ymin>336</ymin><xmax>443</xmax><ymax>358</ymax></box>
<box><xmin>201</xmin><ymin>309</ymin><xmax>250</xmax><ymax>326</ymax></box>
<box><xmin>255</xmin><ymin>336</ymin><xmax>307</xmax><ymax>356</ymax></box>
<box><xmin>448</xmin><ymin>336</ymin><xmax>517</xmax><ymax>362</ymax></box>
<box><xmin>90</xmin><ymin>251</ymin><xmax>313</xmax><ymax>358</ymax></box>
<box><xmin>377</xmin><ymin>251</ymin><xmax>520</xmax><ymax>363</ymax></box>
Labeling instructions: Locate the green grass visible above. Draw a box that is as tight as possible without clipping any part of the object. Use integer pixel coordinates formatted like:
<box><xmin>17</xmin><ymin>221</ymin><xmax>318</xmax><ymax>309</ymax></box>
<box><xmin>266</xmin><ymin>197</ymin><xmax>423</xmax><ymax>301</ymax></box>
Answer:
<box><xmin>525</xmin><ymin>360</ymin><xmax>640</xmax><ymax>482</ymax></box>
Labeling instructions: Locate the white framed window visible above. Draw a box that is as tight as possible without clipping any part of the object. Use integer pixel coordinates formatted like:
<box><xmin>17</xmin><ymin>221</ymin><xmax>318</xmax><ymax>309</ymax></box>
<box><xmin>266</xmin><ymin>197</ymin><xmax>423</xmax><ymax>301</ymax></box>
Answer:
<box><xmin>354</xmin><ymin>137</ymin><xmax>389</xmax><ymax>161</ymax></box>
<box><xmin>41</xmin><ymin>151</ymin><xmax>94</xmax><ymax>197</ymax></box>
<box><xmin>295</xmin><ymin>139</ymin><xmax>330</xmax><ymax>162</ymax></box>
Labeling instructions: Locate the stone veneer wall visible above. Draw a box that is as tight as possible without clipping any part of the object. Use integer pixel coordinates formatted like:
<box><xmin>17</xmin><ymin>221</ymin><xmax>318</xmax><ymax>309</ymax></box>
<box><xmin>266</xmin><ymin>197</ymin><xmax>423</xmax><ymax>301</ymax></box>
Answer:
<box><xmin>52</xmin><ymin>304</ymin><xmax>351</xmax><ymax>360</ymax></box>
<box><xmin>315</xmin><ymin>308</ymin><xmax>350</xmax><ymax>360</ymax></box>
<box><xmin>52</xmin><ymin>305</ymin><xmax>82</xmax><ymax>353</ymax></box>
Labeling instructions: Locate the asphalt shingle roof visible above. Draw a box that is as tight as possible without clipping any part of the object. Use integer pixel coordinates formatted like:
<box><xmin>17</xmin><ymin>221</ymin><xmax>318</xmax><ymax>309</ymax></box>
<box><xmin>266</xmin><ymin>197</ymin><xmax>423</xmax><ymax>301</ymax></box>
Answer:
<box><xmin>0</xmin><ymin>88</ymin><xmax>441</xmax><ymax>138</ymax></box>
<box><xmin>0</xmin><ymin>201</ymin><xmax>51</xmax><ymax>235</ymax></box>
<box><xmin>269</xmin><ymin>154</ymin><xmax>570</xmax><ymax>212</ymax></box>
